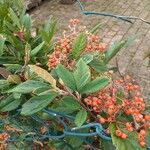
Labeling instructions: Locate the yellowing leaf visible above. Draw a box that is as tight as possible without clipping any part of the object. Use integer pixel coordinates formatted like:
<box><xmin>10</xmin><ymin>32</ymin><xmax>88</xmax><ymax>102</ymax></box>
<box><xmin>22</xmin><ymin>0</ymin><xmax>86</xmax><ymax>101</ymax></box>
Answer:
<box><xmin>7</xmin><ymin>75</ymin><xmax>21</xmax><ymax>84</ymax></box>
<box><xmin>29</xmin><ymin>65</ymin><xmax>56</xmax><ymax>89</ymax></box>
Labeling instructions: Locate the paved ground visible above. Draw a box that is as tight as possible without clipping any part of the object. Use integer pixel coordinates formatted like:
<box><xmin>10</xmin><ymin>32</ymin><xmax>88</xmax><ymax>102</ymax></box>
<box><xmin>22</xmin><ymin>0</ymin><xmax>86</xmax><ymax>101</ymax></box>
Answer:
<box><xmin>29</xmin><ymin>0</ymin><xmax>150</xmax><ymax>100</ymax></box>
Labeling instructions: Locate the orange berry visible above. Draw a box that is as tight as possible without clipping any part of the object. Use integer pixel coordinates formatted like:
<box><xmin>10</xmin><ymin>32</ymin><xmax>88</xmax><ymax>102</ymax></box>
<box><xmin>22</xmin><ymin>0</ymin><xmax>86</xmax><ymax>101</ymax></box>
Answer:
<box><xmin>125</xmin><ymin>122</ymin><xmax>133</xmax><ymax>132</ymax></box>
<box><xmin>121</xmin><ymin>133</ymin><xmax>127</xmax><ymax>139</ymax></box>
<box><xmin>139</xmin><ymin>141</ymin><xmax>146</xmax><ymax>147</ymax></box>
<box><xmin>92</xmin><ymin>101</ymin><xmax>98</xmax><ymax>106</ymax></box>
<box><xmin>144</xmin><ymin>115</ymin><xmax>150</xmax><ymax>121</ymax></box>
<box><xmin>98</xmin><ymin>117</ymin><xmax>106</xmax><ymax>124</ymax></box>
<box><xmin>138</xmin><ymin>134</ymin><xmax>144</xmax><ymax>141</ymax></box>
<box><xmin>115</xmin><ymin>130</ymin><xmax>122</xmax><ymax>137</ymax></box>
<box><xmin>140</xmin><ymin>130</ymin><xmax>146</xmax><ymax>136</ymax></box>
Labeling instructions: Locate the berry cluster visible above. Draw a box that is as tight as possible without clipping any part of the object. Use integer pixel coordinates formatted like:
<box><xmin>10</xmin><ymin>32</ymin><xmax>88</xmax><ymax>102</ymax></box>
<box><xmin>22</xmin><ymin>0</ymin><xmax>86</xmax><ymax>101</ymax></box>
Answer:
<box><xmin>84</xmin><ymin>76</ymin><xmax>150</xmax><ymax>147</ymax></box>
<box><xmin>85</xmin><ymin>34</ymin><xmax>106</xmax><ymax>52</ymax></box>
<box><xmin>47</xmin><ymin>19</ymin><xmax>106</xmax><ymax>70</ymax></box>
<box><xmin>0</xmin><ymin>133</ymin><xmax>9</xmax><ymax>150</ymax></box>
<box><xmin>115</xmin><ymin>129</ymin><xmax>127</xmax><ymax>139</ymax></box>
<box><xmin>138</xmin><ymin>129</ymin><xmax>147</xmax><ymax>147</ymax></box>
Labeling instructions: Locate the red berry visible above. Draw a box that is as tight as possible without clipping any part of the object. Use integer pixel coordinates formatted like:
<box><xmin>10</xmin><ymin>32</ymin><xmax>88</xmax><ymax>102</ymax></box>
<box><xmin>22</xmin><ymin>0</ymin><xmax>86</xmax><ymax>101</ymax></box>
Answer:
<box><xmin>98</xmin><ymin>117</ymin><xmax>106</xmax><ymax>124</ymax></box>
<box><xmin>121</xmin><ymin>133</ymin><xmax>127</xmax><ymax>139</ymax></box>
<box><xmin>115</xmin><ymin>130</ymin><xmax>122</xmax><ymax>137</ymax></box>
<box><xmin>139</xmin><ymin>141</ymin><xmax>146</xmax><ymax>147</ymax></box>
<box><xmin>140</xmin><ymin>130</ymin><xmax>146</xmax><ymax>136</ymax></box>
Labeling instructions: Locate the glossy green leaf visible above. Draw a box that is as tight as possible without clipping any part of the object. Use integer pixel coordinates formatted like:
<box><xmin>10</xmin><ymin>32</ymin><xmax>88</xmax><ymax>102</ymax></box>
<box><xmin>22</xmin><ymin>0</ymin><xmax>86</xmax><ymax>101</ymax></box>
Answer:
<box><xmin>90</xmin><ymin>22</ymin><xmax>104</xmax><ymax>34</ymax></box>
<box><xmin>21</xmin><ymin>92</ymin><xmax>58</xmax><ymax>115</ymax></box>
<box><xmin>9</xmin><ymin>8</ymin><xmax>21</xmax><ymax>28</ymax></box>
<box><xmin>0</xmin><ymin>94</ymin><xmax>21</xmax><ymax>112</ymax></box>
<box><xmin>60</xmin><ymin>96</ymin><xmax>81</xmax><ymax>110</ymax></box>
<box><xmin>30</xmin><ymin>41</ymin><xmax>45</xmax><ymax>56</ymax></box>
<box><xmin>8</xmin><ymin>80</ymin><xmax>50</xmax><ymax>94</ymax></box>
<box><xmin>0</xmin><ymin>56</ymin><xmax>19</xmax><ymax>64</ymax></box>
<box><xmin>75</xmin><ymin>109</ymin><xmax>87</xmax><ymax>127</ymax></box>
<box><xmin>101</xmin><ymin>139</ymin><xmax>116</xmax><ymax>150</ymax></box>
<box><xmin>57</xmin><ymin>64</ymin><xmax>76</xmax><ymax>91</ymax></box>
<box><xmin>54</xmin><ymin>96</ymin><xmax>80</xmax><ymax>115</ymax></box>
<box><xmin>0</xmin><ymin>80</ymin><xmax>10</xmax><ymax>90</ymax></box>
<box><xmin>80</xmin><ymin>77</ymin><xmax>109</xmax><ymax>94</ymax></box>
<box><xmin>81</xmin><ymin>53</ymin><xmax>94</xmax><ymax>64</ymax></box>
<box><xmin>71</xmin><ymin>33</ymin><xmax>87</xmax><ymax>58</ymax></box>
<box><xmin>89</xmin><ymin>59</ymin><xmax>108</xmax><ymax>72</ymax></box>
<box><xmin>74</xmin><ymin>59</ymin><xmax>91</xmax><ymax>90</ymax></box>
<box><xmin>3</xmin><ymin>64</ymin><xmax>22</xmax><ymax>73</ymax></box>
<box><xmin>21</xmin><ymin>14</ymin><xmax>32</xmax><ymax>31</ymax></box>
<box><xmin>41</xmin><ymin>18</ymin><xmax>57</xmax><ymax>44</ymax></box>
<box><xmin>105</xmin><ymin>40</ymin><xmax>128</xmax><ymax>63</ymax></box>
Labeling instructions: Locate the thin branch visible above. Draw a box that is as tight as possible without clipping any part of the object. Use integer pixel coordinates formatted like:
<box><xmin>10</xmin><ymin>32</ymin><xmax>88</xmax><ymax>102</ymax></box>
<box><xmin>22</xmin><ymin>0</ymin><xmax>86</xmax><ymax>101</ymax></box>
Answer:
<box><xmin>64</xmin><ymin>87</ymin><xmax>98</xmax><ymax>120</ymax></box>
<box><xmin>115</xmin><ymin>58</ymin><xmax>140</xmax><ymax>130</ymax></box>
<box><xmin>115</xmin><ymin>58</ymin><xmax>125</xmax><ymax>80</ymax></box>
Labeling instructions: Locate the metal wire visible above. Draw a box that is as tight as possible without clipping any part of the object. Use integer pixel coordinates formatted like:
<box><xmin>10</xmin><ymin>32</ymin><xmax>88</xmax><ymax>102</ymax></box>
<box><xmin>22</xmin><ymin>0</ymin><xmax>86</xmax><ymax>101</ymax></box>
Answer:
<box><xmin>1</xmin><ymin>108</ymin><xmax>111</xmax><ymax>149</ymax></box>
<box><xmin>76</xmin><ymin>0</ymin><xmax>150</xmax><ymax>24</ymax></box>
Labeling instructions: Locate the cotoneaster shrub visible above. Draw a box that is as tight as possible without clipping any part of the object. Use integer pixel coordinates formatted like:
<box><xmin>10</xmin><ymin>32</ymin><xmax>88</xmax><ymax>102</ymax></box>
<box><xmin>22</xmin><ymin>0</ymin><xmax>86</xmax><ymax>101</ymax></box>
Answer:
<box><xmin>0</xmin><ymin>1</ymin><xmax>150</xmax><ymax>150</ymax></box>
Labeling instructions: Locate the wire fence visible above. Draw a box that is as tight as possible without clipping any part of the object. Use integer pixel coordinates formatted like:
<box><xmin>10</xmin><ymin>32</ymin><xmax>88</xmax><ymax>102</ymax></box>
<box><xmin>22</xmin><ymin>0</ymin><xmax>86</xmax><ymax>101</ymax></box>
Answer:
<box><xmin>1</xmin><ymin>108</ymin><xmax>111</xmax><ymax>150</ymax></box>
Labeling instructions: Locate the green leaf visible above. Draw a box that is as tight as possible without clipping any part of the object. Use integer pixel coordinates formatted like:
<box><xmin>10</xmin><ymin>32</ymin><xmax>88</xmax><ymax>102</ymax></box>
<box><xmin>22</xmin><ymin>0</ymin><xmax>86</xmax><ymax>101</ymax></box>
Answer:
<box><xmin>89</xmin><ymin>59</ymin><xmax>108</xmax><ymax>72</ymax></box>
<box><xmin>0</xmin><ymin>94</ymin><xmax>21</xmax><ymax>112</ymax></box>
<box><xmin>60</xmin><ymin>96</ymin><xmax>81</xmax><ymax>110</ymax></box>
<box><xmin>81</xmin><ymin>53</ymin><xmax>94</xmax><ymax>64</ymax></box>
<box><xmin>8</xmin><ymin>80</ymin><xmax>50</xmax><ymax>94</ymax></box>
<box><xmin>41</xmin><ymin>18</ymin><xmax>57</xmax><ymax>44</ymax></box>
<box><xmin>9</xmin><ymin>8</ymin><xmax>21</xmax><ymax>28</ymax></box>
<box><xmin>21</xmin><ymin>14</ymin><xmax>32</xmax><ymax>31</ymax></box>
<box><xmin>101</xmin><ymin>139</ymin><xmax>116</xmax><ymax>150</ymax></box>
<box><xmin>0</xmin><ymin>80</ymin><xmax>10</xmax><ymax>90</ymax></box>
<box><xmin>80</xmin><ymin>77</ymin><xmax>109</xmax><ymax>94</ymax></box>
<box><xmin>21</xmin><ymin>92</ymin><xmax>58</xmax><ymax>115</ymax></box>
<box><xmin>71</xmin><ymin>33</ymin><xmax>87</xmax><ymax>58</ymax></box>
<box><xmin>30</xmin><ymin>41</ymin><xmax>45</xmax><ymax>56</ymax></box>
<box><xmin>74</xmin><ymin>59</ymin><xmax>91</xmax><ymax>90</ymax></box>
<box><xmin>105</xmin><ymin>40</ymin><xmax>128</xmax><ymax>63</ymax></box>
<box><xmin>0</xmin><ymin>56</ymin><xmax>19</xmax><ymax>64</ymax></box>
<box><xmin>109</xmin><ymin>124</ymin><xmax>146</xmax><ymax>150</ymax></box>
<box><xmin>68</xmin><ymin>137</ymin><xmax>83</xmax><ymax>148</ymax></box>
<box><xmin>90</xmin><ymin>22</ymin><xmax>104</xmax><ymax>34</ymax></box>
<box><xmin>75</xmin><ymin>109</ymin><xmax>87</xmax><ymax>127</ymax></box>
<box><xmin>40</xmin><ymin>30</ymin><xmax>49</xmax><ymax>43</ymax></box>
<box><xmin>0</xmin><ymin>34</ymin><xmax>6</xmax><ymax>56</ymax></box>
<box><xmin>57</xmin><ymin>64</ymin><xmax>76</xmax><ymax>91</ymax></box>
<box><xmin>53</xmin><ymin>107</ymin><xmax>76</xmax><ymax>114</ymax></box>
<box><xmin>3</xmin><ymin>64</ymin><xmax>22</xmax><ymax>73</ymax></box>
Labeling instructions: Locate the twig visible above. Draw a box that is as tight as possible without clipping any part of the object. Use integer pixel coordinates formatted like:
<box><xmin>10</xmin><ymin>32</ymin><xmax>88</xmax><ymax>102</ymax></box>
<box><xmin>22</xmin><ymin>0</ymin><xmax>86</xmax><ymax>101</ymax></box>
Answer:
<box><xmin>115</xmin><ymin>58</ymin><xmax>140</xmax><ymax>130</ymax></box>
<box><xmin>64</xmin><ymin>87</ymin><xmax>98</xmax><ymax>120</ymax></box>
<box><xmin>19</xmin><ymin>43</ymin><xmax>30</xmax><ymax>74</ymax></box>
<box><xmin>115</xmin><ymin>58</ymin><xmax>125</xmax><ymax>80</ymax></box>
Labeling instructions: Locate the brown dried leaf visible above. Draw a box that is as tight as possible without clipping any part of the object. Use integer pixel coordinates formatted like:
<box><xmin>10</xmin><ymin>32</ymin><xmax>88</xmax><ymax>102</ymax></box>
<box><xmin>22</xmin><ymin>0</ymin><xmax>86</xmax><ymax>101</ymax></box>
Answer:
<box><xmin>0</xmin><ymin>67</ymin><xmax>11</xmax><ymax>79</ymax></box>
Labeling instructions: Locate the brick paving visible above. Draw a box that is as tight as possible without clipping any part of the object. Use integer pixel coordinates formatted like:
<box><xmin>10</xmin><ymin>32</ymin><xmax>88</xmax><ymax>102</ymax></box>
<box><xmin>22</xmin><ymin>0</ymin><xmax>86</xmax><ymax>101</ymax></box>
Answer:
<box><xmin>29</xmin><ymin>0</ymin><xmax>150</xmax><ymax>100</ymax></box>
